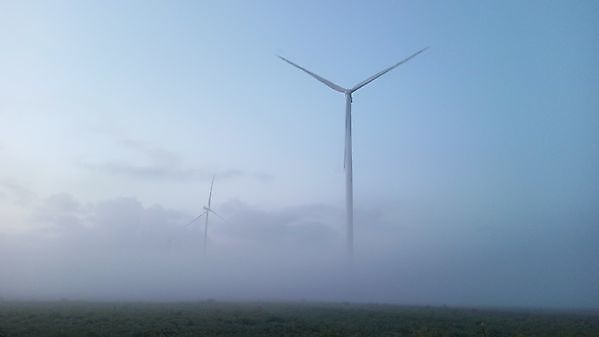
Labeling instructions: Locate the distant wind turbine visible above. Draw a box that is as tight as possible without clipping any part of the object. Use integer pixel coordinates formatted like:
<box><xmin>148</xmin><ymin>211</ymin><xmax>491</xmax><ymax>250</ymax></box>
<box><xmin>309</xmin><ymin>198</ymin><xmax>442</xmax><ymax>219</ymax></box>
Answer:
<box><xmin>185</xmin><ymin>176</ymin><xmax>227</xmax><ymax>254</ymax></box>
<box><xmin>279</xmin><ymin>48</ymin><xmax>427</xmax><ymax>259</ymax></box>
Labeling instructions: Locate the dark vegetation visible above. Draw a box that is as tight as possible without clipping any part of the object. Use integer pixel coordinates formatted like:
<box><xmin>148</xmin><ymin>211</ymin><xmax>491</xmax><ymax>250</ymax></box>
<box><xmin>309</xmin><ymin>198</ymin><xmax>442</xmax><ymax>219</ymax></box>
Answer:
<box><xmin>0</xmin><ymin>301</ymin><xmax>597</xmax><ymax>337</ymax></box>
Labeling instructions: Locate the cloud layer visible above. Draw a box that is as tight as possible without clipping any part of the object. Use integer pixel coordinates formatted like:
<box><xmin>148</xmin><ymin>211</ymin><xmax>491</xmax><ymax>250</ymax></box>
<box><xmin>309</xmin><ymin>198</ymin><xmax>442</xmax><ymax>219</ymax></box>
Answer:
<box><xmin>81</xmin><ymin>138</ymin><xmax>272</xmax><ymax>183</ymax></box>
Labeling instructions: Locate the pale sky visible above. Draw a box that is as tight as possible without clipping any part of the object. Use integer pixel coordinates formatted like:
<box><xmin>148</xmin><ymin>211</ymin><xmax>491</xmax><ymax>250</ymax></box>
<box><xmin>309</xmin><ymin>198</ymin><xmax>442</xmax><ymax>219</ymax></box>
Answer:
<box><xmin>0</xmin><ymin>1</ymin><xmax>598</xmax><ymax>308</ymax></box>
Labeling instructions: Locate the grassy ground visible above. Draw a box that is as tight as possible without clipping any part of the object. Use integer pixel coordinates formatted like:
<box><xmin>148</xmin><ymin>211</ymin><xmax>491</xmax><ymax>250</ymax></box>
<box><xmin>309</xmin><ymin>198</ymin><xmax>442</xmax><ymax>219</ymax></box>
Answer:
<box><xmin>0</xmin><ymin>301</ymin><xmax>597</xmax><ymax>337</ymax></box>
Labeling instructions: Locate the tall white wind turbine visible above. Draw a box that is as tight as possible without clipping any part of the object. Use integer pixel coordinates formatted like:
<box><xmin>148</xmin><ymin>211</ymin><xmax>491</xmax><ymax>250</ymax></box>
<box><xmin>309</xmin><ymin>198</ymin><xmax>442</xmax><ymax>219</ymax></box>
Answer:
<box><xmin>185</xmin><ymin>176</ymin><xmax>227</xmax><ymax>254</ymax></box>
<box><xmin>279</xmin><ymin>48</ymin><xmax>427</xmax><ymax>259</ymax></box>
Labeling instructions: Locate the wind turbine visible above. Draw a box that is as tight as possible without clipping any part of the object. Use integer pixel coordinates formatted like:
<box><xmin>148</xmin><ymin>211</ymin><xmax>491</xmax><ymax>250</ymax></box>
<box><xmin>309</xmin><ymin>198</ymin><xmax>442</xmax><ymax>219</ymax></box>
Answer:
<box><xmin>185</xmin><ymin>175</ymin><xmax>227</xmax><ymax>254</ymax></box>
<box><xmin>279</xmin><ymin>48</ymin><xmax>427</xmax><ymax>259</ymax></box>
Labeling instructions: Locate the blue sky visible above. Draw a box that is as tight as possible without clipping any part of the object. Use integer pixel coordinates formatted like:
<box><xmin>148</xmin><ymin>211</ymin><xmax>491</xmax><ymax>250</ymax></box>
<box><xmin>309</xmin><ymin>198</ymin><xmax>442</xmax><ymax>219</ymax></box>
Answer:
<box><xmin>0</xmin><ymin>1</ymin><xmax>598</xmax><ymax>307</ymax></box>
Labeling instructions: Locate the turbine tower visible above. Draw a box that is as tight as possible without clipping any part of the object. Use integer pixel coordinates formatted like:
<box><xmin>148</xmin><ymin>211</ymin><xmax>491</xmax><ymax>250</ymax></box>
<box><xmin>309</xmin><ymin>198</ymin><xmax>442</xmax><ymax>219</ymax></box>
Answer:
<box><xmin>185</xmin><ymin>175</ymin><xmax>226</xmax><ymax>254</ymax></box>
<box><xmin>279</xmin><ymin>48</ymin><xmax>427</xmax><ymax>259</ymax></box>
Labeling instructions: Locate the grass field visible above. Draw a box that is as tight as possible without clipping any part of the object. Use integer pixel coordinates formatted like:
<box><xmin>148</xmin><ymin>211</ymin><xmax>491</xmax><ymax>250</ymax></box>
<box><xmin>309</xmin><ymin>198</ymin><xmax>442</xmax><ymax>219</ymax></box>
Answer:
<box><xmin>0</xmin><ymin>301</ymin><xmax>597</xmax><ymax>337</ymax></box>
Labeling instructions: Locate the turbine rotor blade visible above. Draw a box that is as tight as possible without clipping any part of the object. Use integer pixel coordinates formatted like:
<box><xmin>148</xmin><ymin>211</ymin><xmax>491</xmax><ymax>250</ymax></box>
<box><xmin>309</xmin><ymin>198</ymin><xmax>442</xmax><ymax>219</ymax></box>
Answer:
<box><xmin>344</xmin><ymin>96</ymin><xmax>351</xmax><ymax>170</ymax></box>
<box><xmin>343</xmin><ymin>141</ymin><xmax>346</xmax><ymax>169</ymax></box>
<box><xmin>184</xmin><ymin>212</ymin><xmax>207</xmax><ymax>227</ymax></box>
<box><xmin>278</xmin><ymin>55</ymin><xmax>347</xmax><ymax>93</ymax></box>
<box><xmin>344</xmin><ymin>117</ymin><xmax>350</xmax><ymax>170</ymax></box>
<box><xmin>207</xmin><ymin>175</ymin><xmax>215</xmax><ymax>208</ymax></box>
<box><xmin>350</xmin><ymin>47</ymin><xmax>428</xmax><ymax>93</ymax></box>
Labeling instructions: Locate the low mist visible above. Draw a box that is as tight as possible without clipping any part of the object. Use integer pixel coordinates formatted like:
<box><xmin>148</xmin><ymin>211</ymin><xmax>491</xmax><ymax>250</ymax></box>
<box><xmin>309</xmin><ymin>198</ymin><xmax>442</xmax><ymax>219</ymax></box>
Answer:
<box><xmin>1</xmin><ymin>193</ymin><xmax>597</xmax><ymax>309</ymax></box>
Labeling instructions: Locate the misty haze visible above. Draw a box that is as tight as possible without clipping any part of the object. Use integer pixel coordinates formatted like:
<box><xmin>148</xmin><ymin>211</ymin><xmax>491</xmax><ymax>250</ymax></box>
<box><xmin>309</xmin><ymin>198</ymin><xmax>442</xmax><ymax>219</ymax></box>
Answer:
<box><xmin>1</xmin><ymin>1</ymin><xmax>598</xmax><ymax>336</ymax></box>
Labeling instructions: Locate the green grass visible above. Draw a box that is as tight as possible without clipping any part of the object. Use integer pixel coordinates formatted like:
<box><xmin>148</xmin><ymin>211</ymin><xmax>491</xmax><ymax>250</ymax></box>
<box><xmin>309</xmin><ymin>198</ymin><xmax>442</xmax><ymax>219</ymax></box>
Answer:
<box><xmin>0</xmin><ymin>301</ymin><xmax>597</xmax><ymax>337</ymax></box>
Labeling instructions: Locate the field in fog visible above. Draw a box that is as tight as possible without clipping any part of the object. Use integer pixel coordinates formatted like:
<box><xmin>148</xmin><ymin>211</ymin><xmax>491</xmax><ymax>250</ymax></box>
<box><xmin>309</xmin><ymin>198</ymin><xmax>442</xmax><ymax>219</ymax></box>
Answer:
<box><xmin>0</xmin><ymin>301</ymin><xmax>597</xmax><ymax>337</ymax></box>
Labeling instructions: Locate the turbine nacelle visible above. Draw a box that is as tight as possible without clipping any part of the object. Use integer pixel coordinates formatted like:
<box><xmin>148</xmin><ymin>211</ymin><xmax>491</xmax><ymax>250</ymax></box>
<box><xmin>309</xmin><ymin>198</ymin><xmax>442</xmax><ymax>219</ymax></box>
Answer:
<box><xmin>345</xmin><ymin>91</ymin><xmax>353</xmax><ymax>102</ymax></box>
